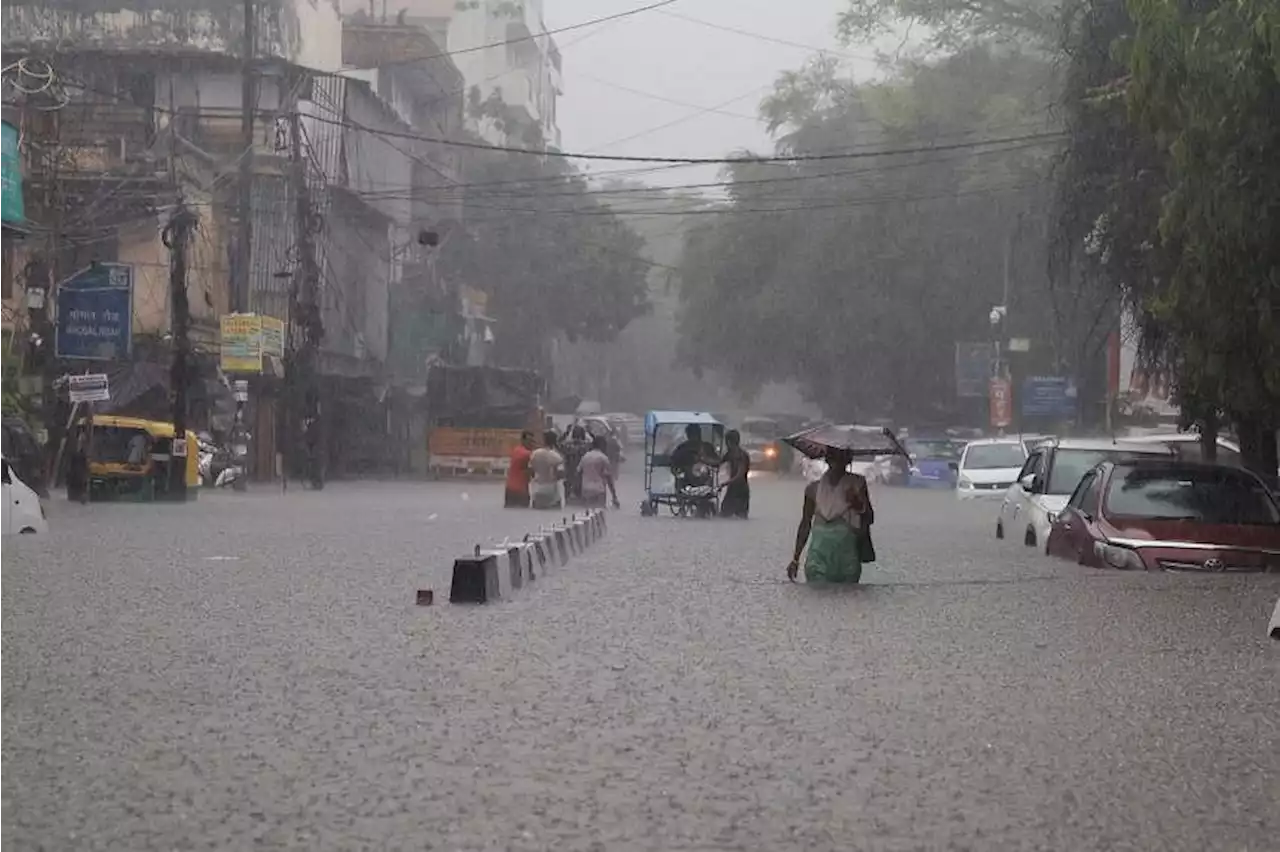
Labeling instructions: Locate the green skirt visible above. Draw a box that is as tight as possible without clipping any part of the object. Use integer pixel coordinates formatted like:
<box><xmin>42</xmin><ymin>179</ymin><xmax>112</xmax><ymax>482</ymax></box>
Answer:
<box><xmin>805</xmin><ymin>518</ymin><xmax>863</xmax><ymax>584</ymax></box>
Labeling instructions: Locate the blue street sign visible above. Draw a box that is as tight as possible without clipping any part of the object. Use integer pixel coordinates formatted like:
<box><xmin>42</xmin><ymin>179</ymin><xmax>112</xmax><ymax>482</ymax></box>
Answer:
<box><xmin>1021</xmin><ymin>376</ymin><xmax>1077</xmax><ymax>418</ymax></box>
<box><xmin>55</xmin><ymin>263</ymin><xmax>134</xmax><ymax>360</ymax></box>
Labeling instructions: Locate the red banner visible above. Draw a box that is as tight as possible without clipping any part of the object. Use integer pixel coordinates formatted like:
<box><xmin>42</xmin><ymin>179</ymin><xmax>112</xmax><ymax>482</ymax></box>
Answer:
<box><xmin>989</xmin><ymin>377</ymin><xmax>1013</xmax><ymax>428</ymax></box>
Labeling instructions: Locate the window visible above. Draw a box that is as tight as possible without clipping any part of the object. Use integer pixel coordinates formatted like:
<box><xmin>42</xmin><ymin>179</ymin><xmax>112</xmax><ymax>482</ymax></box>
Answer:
<box><xmin>1105</xmin><ymin>466</ymin><xmax>1280</xmax><ymax>525</ymax></box>
<box><xmin>963</xmin><ymin>443</ymin><xmax>1026</xmax><ymax>470</ymax></box>
<box><xmin>1017</xmin><ymin>451</ymin><xmax>1041</xmax><ymax>488</ymax></box>
<box><xmin>1079</xmin><ymin>471</ymin><xmax>1103</xmax><ymax>517</ymax></box>
<box><xmin>1067</xmin><ymin>471</ymin><xmax>1093</xmax><ymax>509</ymax></box>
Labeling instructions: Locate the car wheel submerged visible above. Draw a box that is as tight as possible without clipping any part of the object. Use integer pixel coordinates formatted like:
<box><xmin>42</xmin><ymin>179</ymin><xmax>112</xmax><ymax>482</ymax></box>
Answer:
<box><xmin>1024</xmin><ymin>527</ymin><xmax>1037</xmax><ymax>548</ymax></box>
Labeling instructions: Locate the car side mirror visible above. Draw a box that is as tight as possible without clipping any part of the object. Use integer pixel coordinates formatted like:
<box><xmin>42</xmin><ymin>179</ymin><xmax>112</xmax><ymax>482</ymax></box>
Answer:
<box><xmin>1019</xmin><ymin>473</ymin><xmax>1036</xmax><ymax>492</ymax></box>
<box><xmin>947</xmin><ymin>461</ymin><xmax>959</xmax><ymax>472</ymax></box>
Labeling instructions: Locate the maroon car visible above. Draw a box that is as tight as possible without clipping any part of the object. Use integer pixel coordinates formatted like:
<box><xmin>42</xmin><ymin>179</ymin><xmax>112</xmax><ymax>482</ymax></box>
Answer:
<box><xmin>1046</xmin><ymin>459</ymin><xmax>1280</xmax><ymax>572</ymax></box>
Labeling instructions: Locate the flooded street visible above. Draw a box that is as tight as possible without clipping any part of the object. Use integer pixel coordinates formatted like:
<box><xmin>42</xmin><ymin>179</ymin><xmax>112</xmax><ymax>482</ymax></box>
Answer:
<box><xmin>5</xmin><ymin>478</ymin><xmax>1277</xmax><ymax>851</ymax></box>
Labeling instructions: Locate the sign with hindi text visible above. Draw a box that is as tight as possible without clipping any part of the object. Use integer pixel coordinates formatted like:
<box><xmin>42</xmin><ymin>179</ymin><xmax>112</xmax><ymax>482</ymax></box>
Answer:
<box><xmin>55</xmin><ymin>264</ymin><xmax>134</xmax><ymax>360</ymax></box>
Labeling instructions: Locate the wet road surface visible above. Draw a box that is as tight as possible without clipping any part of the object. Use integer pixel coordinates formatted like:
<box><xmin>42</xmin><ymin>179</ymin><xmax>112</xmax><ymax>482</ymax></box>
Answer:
<box><xmin>4</xmin><ymin>476</ymin><xmax>1278</xmax><ymax>850</ymax></box>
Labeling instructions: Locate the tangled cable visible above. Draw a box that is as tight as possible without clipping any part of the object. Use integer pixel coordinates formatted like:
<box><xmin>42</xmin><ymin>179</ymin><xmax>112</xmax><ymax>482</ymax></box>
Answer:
<box><xmin>2</xmin><ymin>57</ymin><xmax>71</xmax><ymax>110</ymax></box>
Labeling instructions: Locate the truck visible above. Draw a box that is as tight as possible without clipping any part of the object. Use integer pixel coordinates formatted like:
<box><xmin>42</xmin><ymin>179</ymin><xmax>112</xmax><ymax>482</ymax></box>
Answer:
<box><xmin>426</xmin><ymin>365</ymin><xmax>545</xmax><ymax>478</ymax></box>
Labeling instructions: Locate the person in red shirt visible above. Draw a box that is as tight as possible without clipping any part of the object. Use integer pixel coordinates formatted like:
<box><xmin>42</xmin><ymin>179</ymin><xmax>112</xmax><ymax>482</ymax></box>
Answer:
<box><xmin>504</xmin><ymin>431</ymin><xmax>537</xmax><ymax>508</ymax></box>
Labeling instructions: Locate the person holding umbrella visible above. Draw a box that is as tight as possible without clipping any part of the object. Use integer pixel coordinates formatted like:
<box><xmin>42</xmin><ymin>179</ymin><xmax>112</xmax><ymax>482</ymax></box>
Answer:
<box><xmin>782</xmin><ymin>424</ymin><xmax>901</xmax><ymax>584</ymax></box>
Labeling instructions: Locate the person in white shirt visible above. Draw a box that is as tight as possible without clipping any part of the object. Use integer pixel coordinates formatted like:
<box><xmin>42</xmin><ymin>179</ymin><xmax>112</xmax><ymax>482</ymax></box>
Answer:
<box><xmin>578</xmin><ymin>435</ymin><xmax>620</xmax><ymax>509</ymax></box>
<box><xmin>529</xmin><ymin>430</ymin><xmax>565</xmax><ymax>510</ymax></box>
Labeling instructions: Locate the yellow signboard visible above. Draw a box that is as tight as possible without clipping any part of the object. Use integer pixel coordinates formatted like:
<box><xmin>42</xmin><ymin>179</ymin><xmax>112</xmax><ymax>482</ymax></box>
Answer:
<box><xmin>260</xmin><ymin>315</ymin><xmax>285</xmax><ymax>359</ymax></box>
<box><xmin>221</xmin><ymin>313</ymin><xmax>285</xmax><ymax>373</ymax></box>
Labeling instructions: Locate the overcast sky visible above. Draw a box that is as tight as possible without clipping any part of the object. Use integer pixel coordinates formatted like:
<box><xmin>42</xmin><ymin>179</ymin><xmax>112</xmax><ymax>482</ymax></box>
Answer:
<box><xmin>543</xmin><ymin>0</ymin><xmax>884</xmax><ymax>185</ymax></box>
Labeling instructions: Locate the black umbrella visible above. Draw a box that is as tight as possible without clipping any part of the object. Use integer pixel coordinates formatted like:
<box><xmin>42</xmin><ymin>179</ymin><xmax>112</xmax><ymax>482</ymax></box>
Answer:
<box><xmin>782</xmin><ymin>423</ymin><xmax>911</xmax><ymax>460</ymax></box>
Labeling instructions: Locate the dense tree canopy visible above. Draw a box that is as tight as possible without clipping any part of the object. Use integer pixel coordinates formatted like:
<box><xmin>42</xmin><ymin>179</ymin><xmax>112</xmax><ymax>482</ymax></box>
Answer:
<box><xmin>675</xmin><ymin>44</ymin><xmax>1065</xmax><ymax>424</ymax></box>
<box><xmin>438</xmin><ymin>102</ymin><xmax>652</xmax><ymax>370</ymax></box>
<box><xmin>1054</xmin><ymin>0</ymin><xmax>1280</xmax><ymax>472</ymax></box>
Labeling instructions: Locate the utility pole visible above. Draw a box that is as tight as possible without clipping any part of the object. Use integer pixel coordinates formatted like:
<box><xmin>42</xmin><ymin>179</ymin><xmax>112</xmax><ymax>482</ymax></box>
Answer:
<box><xmin>235</xmin><ymin>0</ymin><xmax>256</xmax><ymax>313</ymax></box>
<box><xmin>289</xmin><ymin>94</ymin><xmax>324</xmax><ymax>489</ymax></box>
<box><xmin>163</xmin><ymin>200</ymin><xmax>198</xmax><ymax>501</ymax></box>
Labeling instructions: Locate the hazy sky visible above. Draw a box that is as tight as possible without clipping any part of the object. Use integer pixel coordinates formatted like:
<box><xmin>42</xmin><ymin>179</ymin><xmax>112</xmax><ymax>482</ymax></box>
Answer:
<box><xmin>542</xmin><ymin>0</ymin><xmax>883</xmax><ymax>185</ymax></box>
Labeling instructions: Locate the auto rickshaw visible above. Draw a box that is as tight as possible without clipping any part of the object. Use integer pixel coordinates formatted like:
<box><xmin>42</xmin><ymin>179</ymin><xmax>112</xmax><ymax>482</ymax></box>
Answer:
<box><xmin>81</xmin><ymin>415</ymin><xmax>200</xmax><ymax>501</ymax></box>
<box><xmin>640</xmin><ymin>410</ymin><xmax>725</xmax><ymax>518</ymax></box>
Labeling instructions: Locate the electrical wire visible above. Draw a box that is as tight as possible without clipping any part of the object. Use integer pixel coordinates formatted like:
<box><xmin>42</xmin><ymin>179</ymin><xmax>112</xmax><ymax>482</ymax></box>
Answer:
<box><xmin>372</xmin><ymin>0</ymin><xmax>683</xmax><ymax>68</ymax></box>
<box><xmin>300</xmin><ymin>111</ymin><xmax>1064</xmax><ymax>164</ymax></box>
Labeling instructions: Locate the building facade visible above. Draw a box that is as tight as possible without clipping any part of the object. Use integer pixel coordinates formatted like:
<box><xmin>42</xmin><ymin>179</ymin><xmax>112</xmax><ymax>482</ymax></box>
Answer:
<box><xmin>1</xmin><ymin>0</ymin><xmax>470</xmax><ymax>478</ymax></box>
<box><xmin>341</xmin><ymin>0</ymin><xmax>562</xmax><ymax>147</ymax></box>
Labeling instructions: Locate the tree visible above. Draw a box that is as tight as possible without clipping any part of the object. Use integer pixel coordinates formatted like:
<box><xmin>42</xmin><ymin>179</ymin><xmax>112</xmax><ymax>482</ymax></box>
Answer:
<box><xmin>837</xmin><ymin>0</ymin><xmax>1062</xmax><ymax>51</ymax></box>
<box><xmin>1124</xmin><ymin>0</ymin><xmax>1280</xmax><ymax>474</ymax></box>
<box><xmin>438</xmin><ymin>106</ymin><xmax>651</xmax><ymax>371</ymax></box>
<box><xmin>675</xmin><ymin>44</ymin><xmax>1067</xmax><ymax>425</ymax></box>
<box><xmin>1053</xmin><ymin>0</ymin><xmax>1280</xmax><ymax>474</ymax></box>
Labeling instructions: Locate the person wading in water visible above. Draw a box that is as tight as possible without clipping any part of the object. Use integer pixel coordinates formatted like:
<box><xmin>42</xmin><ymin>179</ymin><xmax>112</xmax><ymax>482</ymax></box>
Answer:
<box><xmin>787</xmin><ymin>447</ymin><xmax>875</xmax><ymax>584</ymax></box>
<box><xmin>718</xmin><ymin>429</ymin><xmax>751</xmax><ymax>518</ymax></box>
<box><xmin>504</xmin><ymin>430</ymin><xmax>536</xmax><ymax>508</ymax></box>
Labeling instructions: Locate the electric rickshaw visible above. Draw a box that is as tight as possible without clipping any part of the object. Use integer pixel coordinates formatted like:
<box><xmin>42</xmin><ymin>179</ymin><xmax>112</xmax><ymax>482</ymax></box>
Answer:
<box><xmin>82</xmin><ymin>415</ymin><xmax>200</xmax><ymax>501</ymax></box>
<box><xmin>640</xmin><ymin>410</ymin><xmax>725</xmax><ymax>518</ymax></box>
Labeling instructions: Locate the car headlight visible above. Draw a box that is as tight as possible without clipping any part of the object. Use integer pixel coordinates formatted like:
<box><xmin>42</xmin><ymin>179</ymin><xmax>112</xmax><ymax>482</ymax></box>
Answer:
<box><xmin>958</xmin><ymin>477</ymin><xmax>973</xmax><ymax>489</ymax></box>
<box><xmin>1046</xmin><ymin>511</ymin><xmax>1059</xmax><ymax>523</ymax></box>
<box><xmin>1094</xmin><ymin>542</ymin><xmax>1144</xmax><ymax>570</ymax></box>
<box><xmin>764</xmin><ymin>446</ymin><xmax>777</xmax><ymax>458</ymax></box>
<box><xmin>908</xmin><ymin>466</ymin><xmax>921</xmax><ymax>477</ymax></box>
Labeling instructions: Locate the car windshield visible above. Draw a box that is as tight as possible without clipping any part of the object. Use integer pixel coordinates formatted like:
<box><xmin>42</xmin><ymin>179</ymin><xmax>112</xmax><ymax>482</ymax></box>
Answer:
<box><xmin>963</xmin><ymin>443</ymin><xmax>1025</xmax><ymax>470</ymax></box>
<box><xmin>907</xmin><ymin>439</ymin><xmax>962</xmax><ymax>460</ymax></box>
<box><xmin>741</xmin><ymin>420</ymin><xmax>779</xmax><ymax>440</ymax></box>
<box><xmin>1047</xmin><ymin>449</ymin><xmax>1163</xmax><ymax>495</ymax></box>
<box><xmin>1106</xmin><ymin>467</ymin><xmax>1280</xmax><ymax>525</ymax></box>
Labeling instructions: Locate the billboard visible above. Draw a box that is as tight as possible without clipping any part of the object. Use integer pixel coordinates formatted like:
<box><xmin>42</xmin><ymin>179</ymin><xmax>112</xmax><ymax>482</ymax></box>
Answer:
<box><xmin>1021</xmin><ymin>376</ymin><xmax>1077</xmax><ymax>418</ymax></box>
<box><xmin>2</xmin><ymin>121</ymin><xmax>23</xmax><ymax>226</ymax></box>
<box><xmin>220</xmin><ymin>314</ymin><xmax>263</xmax><ymax>372</ymax></box>
<box><xmin>55</xmin><ymin>263</ymin><xmax>134</xmax><ymax>360</ymax></box>
<box><xmin>955</xmin><ymin>342</ymin><xmax>996</xmax><ymax>398</ymax></box>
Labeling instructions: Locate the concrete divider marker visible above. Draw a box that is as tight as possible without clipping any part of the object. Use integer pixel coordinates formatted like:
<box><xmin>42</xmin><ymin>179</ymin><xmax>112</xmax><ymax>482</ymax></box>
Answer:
<box><xmin>559</xmin><ymin>518</ymin><xmax>580</xmax><ymax>557</ymax></box>
<box><xmin>504</xmin><ymin>542</ymin><xmax>527</xmax><ymax>591</ymax></box>
<box><xmin>570</xmin><ymin>518</ymin><xmax>587</xmax><ymax>551</ymax></box>
<box><xmin>450</xmin><ymin>545</ymin><xmax>501</xmax><ymax>604</ymax></box>
<box><xmin>524</xmin><ymin>533</ymin><xmax>547</xmax><ymax>579</ymax></box>
<box><xmin>581</xmin><ymin>513</ymin><xmax>596</xmax><ymax>545</ymax></box>
<box><xmin>550</xmin><ymin>526</ymin><xmax>570</xmax><ymax>564</ymax></box>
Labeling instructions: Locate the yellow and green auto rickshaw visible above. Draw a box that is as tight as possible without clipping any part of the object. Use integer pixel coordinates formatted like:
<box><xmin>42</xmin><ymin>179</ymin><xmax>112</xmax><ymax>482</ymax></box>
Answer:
<box><xmin>82</xmin><ymin>415</ymin><xmax>199</xmax><ymax>501</ymax></box>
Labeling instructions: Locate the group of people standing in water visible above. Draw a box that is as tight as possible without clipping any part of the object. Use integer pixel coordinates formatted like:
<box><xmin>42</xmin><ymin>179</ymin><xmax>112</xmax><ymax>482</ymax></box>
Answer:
<box><xmin>505</xmin><ymin>428</ymin><xmax>620</xmax><ymax>511</ymax></box>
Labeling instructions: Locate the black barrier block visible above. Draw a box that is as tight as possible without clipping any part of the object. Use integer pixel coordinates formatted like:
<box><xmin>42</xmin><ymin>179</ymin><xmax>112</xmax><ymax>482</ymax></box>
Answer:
<box><xmin>416</xmin><ymin>589</ymin><xmax>434</xmax><ymax>606</ymax></box>
<box><xmin>450</xmin><ymin>554</ymin><xmax>500</xmax><ymax>604</ymax></box>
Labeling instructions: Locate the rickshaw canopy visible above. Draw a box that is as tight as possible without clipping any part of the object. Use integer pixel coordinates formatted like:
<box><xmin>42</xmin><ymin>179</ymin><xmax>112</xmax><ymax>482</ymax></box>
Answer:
<box><xmin>644</xmin><ymin>410</ymin><xmax>723</xmax><ymax>436</ymax></box>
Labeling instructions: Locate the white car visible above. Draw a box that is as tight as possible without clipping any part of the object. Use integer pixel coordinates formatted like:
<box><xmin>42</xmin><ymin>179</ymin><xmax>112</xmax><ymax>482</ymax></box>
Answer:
<box><xmin>956</xmin><ymin>438</ymin><xmax>1027</xmax><ymax>499</ymax></box>
<box><xmin>2</xmin><ymin>454</ymin><xmax>48</xmax><ymax>535</ymax></box>
<box><xmin>1124</xmin><ymin>431</ymin><xmax>1243</xmax><ymax>465</ymax></box>
<box><xmin>997</xmin><ymin>438</ymin><xmax>1173</xmax><ymax>552</ymax></box>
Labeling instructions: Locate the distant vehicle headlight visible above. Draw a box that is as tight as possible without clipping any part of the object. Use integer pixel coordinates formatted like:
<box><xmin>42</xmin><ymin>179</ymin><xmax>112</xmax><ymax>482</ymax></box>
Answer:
<box><xmin>764</xmin><ymin>445</ymin><xmax>777</xmax><ymax>458</ymax></box>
